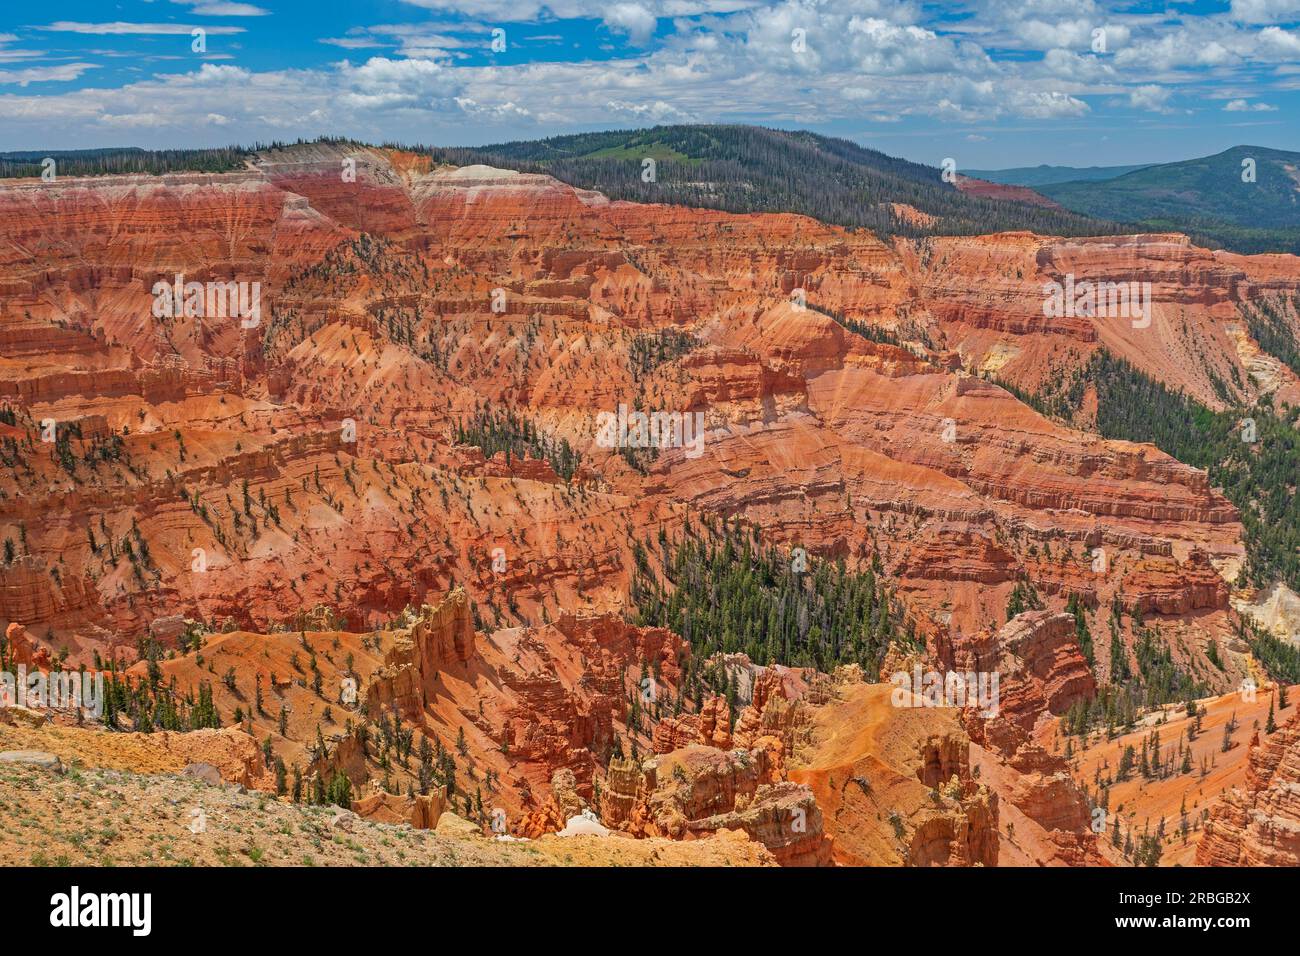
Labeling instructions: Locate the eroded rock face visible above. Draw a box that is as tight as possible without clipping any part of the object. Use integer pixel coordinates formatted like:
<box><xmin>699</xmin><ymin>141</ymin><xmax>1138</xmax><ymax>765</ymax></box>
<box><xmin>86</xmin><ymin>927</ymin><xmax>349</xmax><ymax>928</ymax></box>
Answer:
<box><xmin>930</xmin><ymin>610</ymin><xmax>1096</xmax><ymax>738</ymax></box>
<box><xmin>492</xmin><ymin>614</ymin><xmax>690</xmax><ymax>797</ymax></box>
<box><xmin>0</xmin><ymin>144</ymin><xmax>1261</xmax><ymax>699</ymax></box>
<box><xmin>604</xmin><ymin>745</ymin><xmax>831</xmax><ymax>866</ymax></box>
<box><xmin>1122</xmin><ymin>550</ymin><xmax>1229</xmax><ymax>616</ymax></box>
<box><xmin>1005</xmin><ymin>766</ymin><xmax>1093</xmax><ymax>834</ymax></box>
<box><xmin>156</xmin><ymin>728</ymin><xmax>272</xmax><ymax>788</ymax></box>
<box><xmin>993</xmin><ymin>611</ymin><xmax>1098</xmax><ymax>731</ymax></box>
<box><xmin>512</xmin><ymin>768</ymin><xmax>589</xmax><ymax>838</ymax></box>
<box><xmin>954</xmin><ymin>613</ymin><xmax>1102</xmax><ymax>857</ymax></box>
<box><xmin>687</xmin><ymin>780</ymin><xmax>832</xmax><ymax>867</ymax></box>
<box><xmin>911</xmin><ymin>231</ymin><xmax>1300</xmax><ymax>410</ymax></box>
<box><xmin>653</xmin><ymin>662</ymin><xmax>805</xmax><ymax>757</ymax></box>
<box><xmin>1</xmin><ymin>144</ymin><xmax>1291</xmax><ymax>866</ymax></box>
<box><xmin>599</xmin><ymin>668</ymin><xmax>831</xmax><ymax>865</ymax></box>
<box><xmin>353</xmin><ymin>788</ymin><xmax>447</xmax><ymax>830</ymax></box>
<box><xmin>364</xmin><ymin>588</ymin><xmax>475</xmax><ymax>720</ymax></box>
<box><xmin>3</xmin><ymin>621</ymin><xmax>51</xmax><ymax>669</ymax></box>
<box><xmin>908</xmin><ymin>779</ymin><xmax>998</xmax><ymax>867</ymax></box>
<box><xmin>1197</xmin><ymin>707</ymin><xmax>1300</xmax><ymax>867</ymax></box>
<box><xmin>646</xmin><ymin>745</ymin><xmax>777</xmax><ymax>827</ymax></box>
<box><xmin>599</xmin><ymin>756</ymin><xmax>644</xmax><ymax>830</ymax></box>
<box><xmin>790</xmin><ymin>682</ymin><xmax>998</xmax><ymax>867</ymax></box>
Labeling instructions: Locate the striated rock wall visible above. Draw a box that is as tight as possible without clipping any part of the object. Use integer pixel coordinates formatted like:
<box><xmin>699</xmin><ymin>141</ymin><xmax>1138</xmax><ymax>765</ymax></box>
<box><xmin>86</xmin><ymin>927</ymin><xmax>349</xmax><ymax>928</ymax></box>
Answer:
<box><xmin>995</xmin><ymin>610</ymin><xmax>1098</xmax><ymax>728</ymax></box>
<box><xmin>0</xmin><ymin>146</ymin><xmax>1260</xmax><ymax>702</ymax></box>
<box><xmin>1</xmin><ymin>144</ymin><xmax>1292</xmax><ymax>867</ymax></box>
<box><xmin>1196</xmin><ymin>707</ymin><xmax>1300</xmax><ymax>866</ymax></box>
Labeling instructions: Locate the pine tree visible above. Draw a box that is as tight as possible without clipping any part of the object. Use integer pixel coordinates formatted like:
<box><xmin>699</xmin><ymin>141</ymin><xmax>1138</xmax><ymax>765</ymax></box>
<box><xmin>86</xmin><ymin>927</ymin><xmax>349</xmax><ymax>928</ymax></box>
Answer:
<box><xmin>1118</xmin><ymin>745</ymin><xmax>1135</xmax><ymax>781</ymax></box>
<box><xmin>326</xmin><ymin>770</ymin><xmax>352</xmax><ymax>809</ymax></box>
<box><xmin>418</xmin><ymin>736</ymin><xmax>434</xmax><ymax>794</ymax></box>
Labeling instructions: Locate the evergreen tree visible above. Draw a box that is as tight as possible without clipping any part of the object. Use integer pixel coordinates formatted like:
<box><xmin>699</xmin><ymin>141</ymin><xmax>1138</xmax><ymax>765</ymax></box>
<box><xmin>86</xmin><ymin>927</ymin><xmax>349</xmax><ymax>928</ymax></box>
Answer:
<box><xmin>326</xmin><ymin>769</ymin><xmax>352</xmax><ymax>809</ymax></box>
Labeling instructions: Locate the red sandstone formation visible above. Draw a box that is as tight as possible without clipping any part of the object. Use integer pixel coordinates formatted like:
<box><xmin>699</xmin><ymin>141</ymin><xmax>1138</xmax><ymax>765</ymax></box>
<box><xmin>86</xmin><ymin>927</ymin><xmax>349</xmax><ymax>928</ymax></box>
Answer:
<box><xmin>909</xmin><ymin>231</ymin><xmax>1300</xmax><ymax>409</ymax></box>
<box><xmin>602</xmin><ymin>657</ymin><xmax>831</xmax><ymax>865</ymax></box>
<box><xmin>991</xmin><ymin>610</ymin><xmax>1097</xmax><ymax>730</ymax></box>
<box><xmin>3</xmin><ymin>621</ymin><xmax>51</xmax><ymax>669</ymax></box>
<box><xmin>363</xmin><ymin>587</ymin><xmax>476</xmax><ymax>721</ymax></box>
<box><xmin>2</xmin><ymin>142</ymin><xmax>1297</xmax><ymax>867</ymax></box>
<box><xmin>353</xmin><ymin>788</ymin><xmax>447</xmax><ymax>830</ymax></box>
<box><xmin>653</xmin><ymin>665</ymin><xmax>801</xmax><ymax>756</ymax></box>
<box><xmin>140</xmin><ymin>590</ymin><xmax>696</xmax><ymax>826</ymax></box>
<box><xmin>0</xmin><ymin>145</ymin><xmax>1263</xmax><ymax>676</ymax></box>
<box><xmin>1196</xmin><ymin>705</ymin><xmax>1300</xmax><ymax>866</ymax></box>
<box><xmin>601</xmin><ymin>744</ymin><xmax>831</xmax><ymax>866</ymax></box>
<box><xmin>790</xmin><ymin>679</ymin><xmax>998</xmax><ymax>867</ymax></box>
<box><xmin>946</xmin><ymin>612</ymin><xmax>1105</xmax><ymax>864</ymax></box>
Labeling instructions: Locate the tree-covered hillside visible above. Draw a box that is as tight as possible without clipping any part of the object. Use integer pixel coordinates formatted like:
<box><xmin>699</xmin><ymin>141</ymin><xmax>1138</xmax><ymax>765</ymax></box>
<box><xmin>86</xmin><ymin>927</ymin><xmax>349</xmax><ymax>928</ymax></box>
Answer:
<box><xmin>419</xmin><ymin>125</ymin><xmax>1125</xmax><ymax>241</ymax></box>
<box><xmin>1002</xmin><ymin>337</ymin><xmax>1300</xmax><ymax>592</ymax></box>
<box><xmin>1039</xmin><ymin>146</ymin><xmax>1300</xmax><ymax>255</ymax></box>
<box><xmin>630</xmin><ymin>516</ymin><xmax>917</xmax><ymax>673</ymax></box>
<box><xmin>967</xmin><ymin>163</ymin><xmax>1152</xmax><ymax>188</ymax></box>
<box><xmin>0</xmin><ymin>147</ymin><xmax>251</xmax><ymax>179</ymax></box>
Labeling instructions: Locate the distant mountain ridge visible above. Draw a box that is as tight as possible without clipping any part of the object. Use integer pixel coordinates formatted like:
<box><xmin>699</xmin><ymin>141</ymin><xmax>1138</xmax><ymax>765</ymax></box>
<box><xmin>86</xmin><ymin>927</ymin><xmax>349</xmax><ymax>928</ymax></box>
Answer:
<box><xmin>5</xmin><ymin>130</ymin><xmax>1299</xmax><ymax>254</ymax></box>
<box><xmin>966</xmin><ymin>163</ymin><xmax>1153</xmax><ymax>187</ymax></box>
<box><xmin>1035</xmin><ymin>145</ymin><xmax>1300</xmax><ymax>255</ymax></box>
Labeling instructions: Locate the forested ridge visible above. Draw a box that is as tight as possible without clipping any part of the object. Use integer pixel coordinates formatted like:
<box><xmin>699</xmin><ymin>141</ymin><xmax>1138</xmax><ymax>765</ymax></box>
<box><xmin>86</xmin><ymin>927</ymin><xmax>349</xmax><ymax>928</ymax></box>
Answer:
<box><xmin>1003</xmin><ymin>334</ymin><xmax>1300</xmax><ymax>593</ymax></box>
<box><xmin>420</xmin><ymin>125</ymin><xmax>1125</xmax><ymax>241</ymax></box>
<box><xmin>1038</xmin><ymin>146</ymin><xmax>1300</xmax><ymax>255</ymax></box>
<box><xmin>10</xmin><ymin>130</ymin><xmax>1294</xmax><ymax>257</ymax></box>
<box><xmin>0</xmin><ymin>147</ymin><xmax>250</xmax><ymax>179</ymax></box>
<box><xmin>0</xmin><ymin>130</ymin><xmax>1125</xmax><ymax>243</ymax></box>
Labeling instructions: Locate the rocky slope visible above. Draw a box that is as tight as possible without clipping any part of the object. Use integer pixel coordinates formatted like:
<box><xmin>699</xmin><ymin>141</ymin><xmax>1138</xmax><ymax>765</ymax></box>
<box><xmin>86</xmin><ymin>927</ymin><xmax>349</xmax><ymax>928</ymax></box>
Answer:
<box><xmin>790</xmin><ymin>677</ymin><xmax>999</xmax><ymax>866</ymax></box>
<box><xmin>1196</xmin><ymin>699</ymin><xmax>1300</xmax><ymax>866</ymax></box>
<box><xmin>2</xmin><ymin>142</ymin><xmax>1298</xmax><ymax>866</ymax></box>
<box><xmin>0</xmin><ymin>146</ymin><xmax>1265</xmax><ymax>661</ymax></box>
<box><xmin>912</xmin><ymin>231</ymin><xmax>1300</xmax><ymax>409</ymax></box>
<box><xmin>0</xmin><ymin>757</ymin><xmax>771</xmax><ymax>867</ymax></box>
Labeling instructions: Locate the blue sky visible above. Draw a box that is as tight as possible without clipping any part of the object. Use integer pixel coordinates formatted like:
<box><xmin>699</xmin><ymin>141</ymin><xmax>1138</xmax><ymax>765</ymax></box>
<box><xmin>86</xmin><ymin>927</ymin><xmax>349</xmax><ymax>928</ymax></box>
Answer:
<box><xmin>0</xmin><ymin>0</ymin><xmax>1297</xmax><ymax>167</ymax></box>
